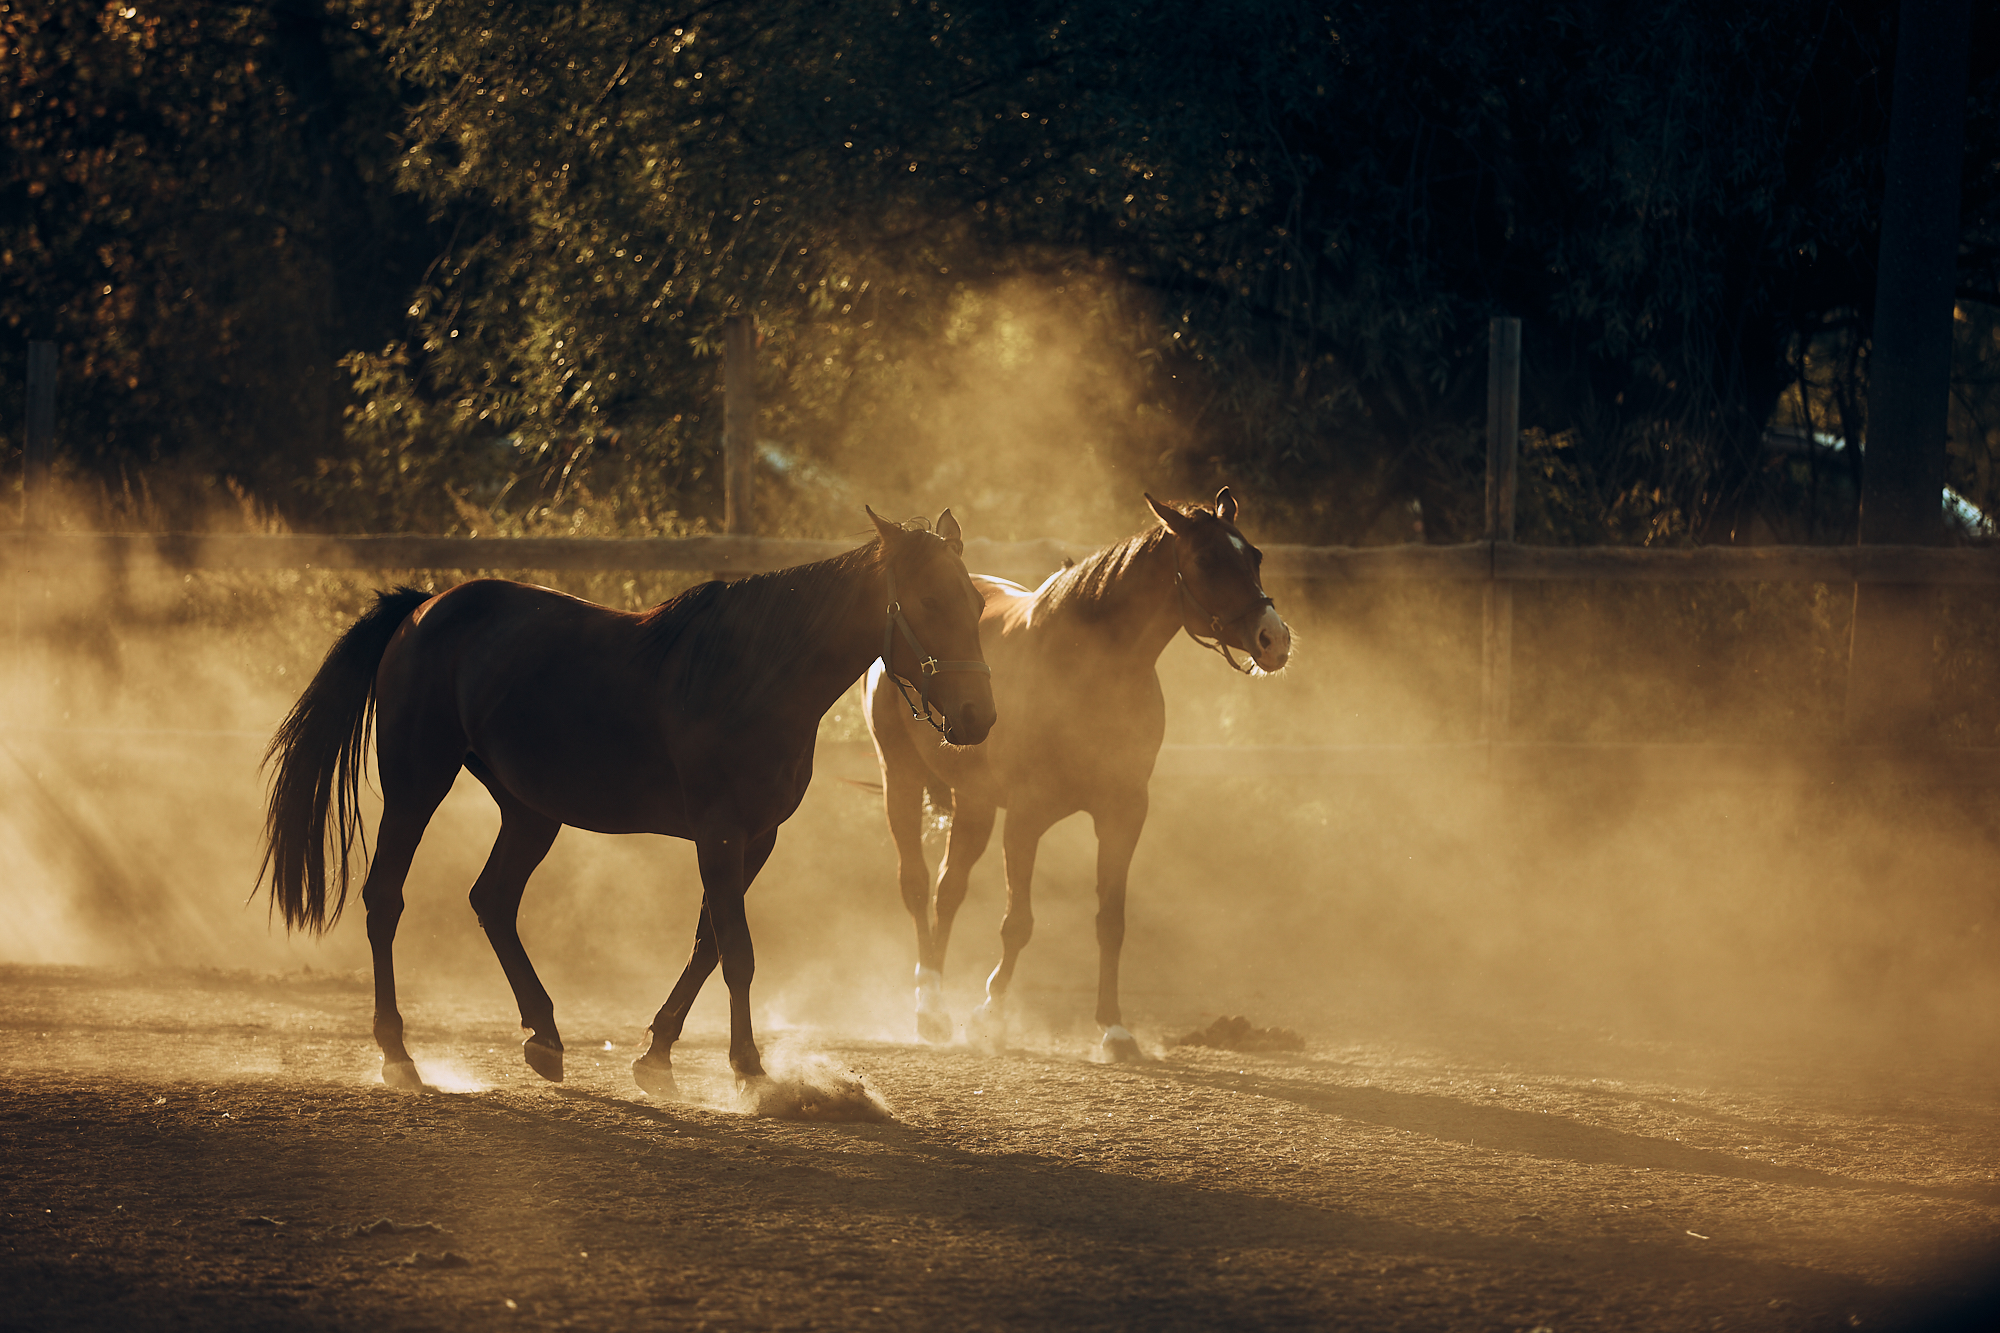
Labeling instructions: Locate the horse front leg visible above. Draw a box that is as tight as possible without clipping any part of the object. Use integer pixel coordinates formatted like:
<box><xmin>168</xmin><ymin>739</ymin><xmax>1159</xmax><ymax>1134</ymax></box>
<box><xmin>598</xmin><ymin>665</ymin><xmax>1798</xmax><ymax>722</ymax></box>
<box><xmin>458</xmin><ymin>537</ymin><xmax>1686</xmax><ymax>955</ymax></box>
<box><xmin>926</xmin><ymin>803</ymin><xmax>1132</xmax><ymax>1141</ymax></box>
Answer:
<box><xmin>932</xmin><ymin>791</ymin><xmax>995</xmax><ymax>972</ymax></box>
<box><xmin>928</xmin><ymin>790</ymin><xmax>996</xmax><ymax>1034</ymax></box>
<box><xmin>970</xmin><ymin>806</ymin><xmax>1053</xmax><ymax>1048</ymax></box>
<box><xmin>1090</xmin><ymin>793</ymin><xmax>1149</xmax><ymax>1062</ymax></box>
<box><xmin>633</xmin><ymin>907</ymin><xmax>717</xmax><ymax>1099</ymax></box>
<box><xmin>635</xmin><ymin>830</ymin><xmax>776</xmax><ymax>1095</ymax></box>
<box><xmin>881</xmin><ymin>759</ymin><xmax>943</xmax><ymax>1041</ymax></box>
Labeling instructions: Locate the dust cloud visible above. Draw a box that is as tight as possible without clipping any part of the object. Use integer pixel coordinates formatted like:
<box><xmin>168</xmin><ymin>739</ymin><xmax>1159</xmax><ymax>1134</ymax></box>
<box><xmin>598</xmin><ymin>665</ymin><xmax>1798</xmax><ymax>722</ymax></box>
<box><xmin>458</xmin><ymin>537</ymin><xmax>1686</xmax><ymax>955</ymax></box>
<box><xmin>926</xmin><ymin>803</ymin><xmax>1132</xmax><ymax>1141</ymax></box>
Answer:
<box><xmin>767</xmin><ymin>277</ymin><xmax>1177</xmax><ymax>550</ymax></box>
<box><xmin>5</xmin><ymin>287</ymin><xmax>1999</xmax><ymax>1089</ymax></box>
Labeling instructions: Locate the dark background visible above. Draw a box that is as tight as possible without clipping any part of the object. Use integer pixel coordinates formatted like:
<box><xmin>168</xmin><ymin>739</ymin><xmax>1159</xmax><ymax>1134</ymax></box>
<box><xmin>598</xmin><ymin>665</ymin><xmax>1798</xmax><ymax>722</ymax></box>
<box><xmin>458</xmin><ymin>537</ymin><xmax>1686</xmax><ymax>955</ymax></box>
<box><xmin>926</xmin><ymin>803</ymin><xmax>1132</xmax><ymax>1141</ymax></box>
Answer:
<box><xmin>3</xmin><ymin>0</ymin><xmax>1998</xmax><ymax>544</ymax></box>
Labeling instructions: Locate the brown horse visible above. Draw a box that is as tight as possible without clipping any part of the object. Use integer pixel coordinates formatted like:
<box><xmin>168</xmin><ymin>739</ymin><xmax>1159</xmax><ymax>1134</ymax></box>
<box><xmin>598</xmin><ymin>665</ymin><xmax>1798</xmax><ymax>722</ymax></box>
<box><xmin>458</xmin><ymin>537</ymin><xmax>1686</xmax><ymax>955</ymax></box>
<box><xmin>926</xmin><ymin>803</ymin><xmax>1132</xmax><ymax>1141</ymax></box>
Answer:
<box><xmin>260</xmin><ymin>509</ymin><xmax>994</xmax><ymax>1093</ymax></box>
<box><xmin>866</xmin><ymin>489</ymin><xmax>1289</xmax><ymax>1060</ymax></box>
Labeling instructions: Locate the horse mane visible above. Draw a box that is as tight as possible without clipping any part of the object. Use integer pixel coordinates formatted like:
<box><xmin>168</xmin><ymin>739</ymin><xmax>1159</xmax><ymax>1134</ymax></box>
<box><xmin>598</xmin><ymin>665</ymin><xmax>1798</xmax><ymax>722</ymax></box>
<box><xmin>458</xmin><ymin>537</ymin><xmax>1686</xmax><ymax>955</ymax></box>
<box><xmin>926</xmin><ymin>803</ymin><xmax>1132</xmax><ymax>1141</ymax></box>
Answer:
<box><xmin>1031</xmin><ymin>520</ymin><xmax>1177</xmax><ymax>624</ymax></box>
<box><xmin>634</xmin><ymin>527</ymin><xmax>946</xmax><ymax>704</ymax></box>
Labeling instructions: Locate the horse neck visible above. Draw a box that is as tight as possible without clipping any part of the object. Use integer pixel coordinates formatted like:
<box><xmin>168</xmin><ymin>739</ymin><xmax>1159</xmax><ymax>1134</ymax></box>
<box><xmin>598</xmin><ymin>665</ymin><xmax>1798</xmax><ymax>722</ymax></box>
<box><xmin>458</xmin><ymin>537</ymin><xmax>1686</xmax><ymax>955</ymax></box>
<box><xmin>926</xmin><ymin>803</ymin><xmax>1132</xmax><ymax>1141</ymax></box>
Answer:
<box><xmin>1076</xmin><ymin>531</ymin><xmax>1185</xmax><ymax>666</ymax></box>
<box><xmin>795</xmin><ymin>562</ymin><xmax>894</xmax><ymax>720</ymax></box>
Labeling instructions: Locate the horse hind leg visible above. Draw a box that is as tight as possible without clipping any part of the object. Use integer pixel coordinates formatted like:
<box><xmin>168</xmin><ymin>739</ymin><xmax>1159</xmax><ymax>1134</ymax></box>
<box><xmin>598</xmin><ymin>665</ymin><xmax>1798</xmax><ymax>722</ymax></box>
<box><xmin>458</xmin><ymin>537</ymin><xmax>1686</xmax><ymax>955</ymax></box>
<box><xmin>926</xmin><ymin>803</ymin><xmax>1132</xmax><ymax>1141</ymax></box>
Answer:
<box><xmin>464</xmin><ymin>773</ymin><xmax>564</xmax><ymax>1081</ymax></box>
<box><xmin>363</xmin><ymin>774</ymin><xmax>456</xmax><ymax>1089</ymax></box>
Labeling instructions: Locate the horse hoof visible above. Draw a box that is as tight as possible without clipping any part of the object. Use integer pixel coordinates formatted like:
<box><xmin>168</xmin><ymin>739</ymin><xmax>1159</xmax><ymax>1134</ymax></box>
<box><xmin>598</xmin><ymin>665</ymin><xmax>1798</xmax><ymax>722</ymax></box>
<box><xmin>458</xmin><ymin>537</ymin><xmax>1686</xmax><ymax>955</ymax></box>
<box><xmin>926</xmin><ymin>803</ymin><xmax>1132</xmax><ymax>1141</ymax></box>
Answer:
<box><xmin>917</xmin><ymin>1009</ymin><xmax>954</xmax><ymax>1045</ymax></box>
<box><xmin>522</xmin><ymin>1037</ymin><xmax>564</xmax><ymax>1083</ymax></box>
<box><xmin>381</xmin><ymin>1060</ymin><xmax>426</xmax><ymax>1090</ymax></box>
<box><xmin>631</xmin><ymin>1056</ymin><xmax>678</xmax><ymax>1100</ymax></box>
<box><xmin>1099</xmin><ymin>1026</ymin><xmax>1146</xmax><ymax>1063</ymax></box>
<box><xmin>966</xmin><ymin>999</ymin><xmax>1005</xmax><ymax>1050</ymax></box>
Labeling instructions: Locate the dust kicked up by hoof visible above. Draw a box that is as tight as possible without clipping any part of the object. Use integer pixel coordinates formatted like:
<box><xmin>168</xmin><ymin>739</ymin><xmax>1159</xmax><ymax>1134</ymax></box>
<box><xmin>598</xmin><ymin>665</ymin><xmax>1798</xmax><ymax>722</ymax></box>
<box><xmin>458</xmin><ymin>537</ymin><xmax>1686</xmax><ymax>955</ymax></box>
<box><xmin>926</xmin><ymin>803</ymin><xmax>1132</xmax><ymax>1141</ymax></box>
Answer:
<box><xmin>1096</xmin><ymin>1025</ymin><xmax>1149</xmax><ymax>1063</ymax></box>
<box><xmin>737</xmin><ymin>1055</ymin><xmax>894</xmax><ymax>1122</ymax></box>
<box><xmin>915</xmin><ymin>966</ymin><xmax>952</xmax><ymax>1044</ymax></box>
<box><xmin>522</xmin><ymin>1036</ymin><xmax>564</xmax><ymax>1083</ymax></box>
<box><xmin>631</xmin><ymin>1056</ymin><xmax>679</xmax><ymax>1100</ymax></box>
<box><xmin>380</xmin><ymin>1060</ymin><xmax>426</xmax><ymax>1091</ymax></box>
<box><xmin>965</xmin><ymin>998</ymin><xmax>1007</xmax><ymax>1051</ymax></box>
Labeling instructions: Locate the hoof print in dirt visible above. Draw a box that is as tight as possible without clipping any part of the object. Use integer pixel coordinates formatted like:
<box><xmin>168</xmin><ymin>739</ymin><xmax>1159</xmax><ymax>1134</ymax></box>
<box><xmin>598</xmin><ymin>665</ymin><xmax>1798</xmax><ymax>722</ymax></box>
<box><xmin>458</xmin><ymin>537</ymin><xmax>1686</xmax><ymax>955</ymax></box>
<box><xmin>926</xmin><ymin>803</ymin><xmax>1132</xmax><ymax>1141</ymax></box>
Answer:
<box><xmin>381</xmin><ymin>1250</ymin><xmax>472</xmax><ymax>1270</ymax></box>
<box><xmin>631</xmin><ymin>1057</ymin><xmax>678</xmax><ymax>1100</ymax></box>
<box><xmin>522</xmin><ymin>1036</ymin><xmax>564</xmax><ymax>1082</ymax></box>
<box><xmin>1168</xmin><ymin>1015</ymin><xmax>1306</xmax><ymax>1054</ymax></box>
<box><xmin>380</xmin><ymin>1060</ymin><xmax>426</xmax><ymax>1090</ymax></box>
<box><xmin>348</xmin><ymin>1218</ymin><xmax>448</xmax><ymax>1239</ymax></box>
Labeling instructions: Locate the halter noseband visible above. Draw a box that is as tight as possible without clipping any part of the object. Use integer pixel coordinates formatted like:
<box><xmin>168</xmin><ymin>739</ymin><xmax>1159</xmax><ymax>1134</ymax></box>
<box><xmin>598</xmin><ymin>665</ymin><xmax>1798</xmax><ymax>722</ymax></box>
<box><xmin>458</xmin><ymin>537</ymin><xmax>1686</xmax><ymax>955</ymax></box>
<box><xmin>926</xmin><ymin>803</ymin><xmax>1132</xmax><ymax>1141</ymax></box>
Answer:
<box><xmin>883</xmin><ymin>564</ymin><xmax>991</xmax><ymax>735</ymax></box>
<box><xmin>1171</xmin><ymin>542</ymin><xmax>1275</xmax><ymax>676</ymax></box>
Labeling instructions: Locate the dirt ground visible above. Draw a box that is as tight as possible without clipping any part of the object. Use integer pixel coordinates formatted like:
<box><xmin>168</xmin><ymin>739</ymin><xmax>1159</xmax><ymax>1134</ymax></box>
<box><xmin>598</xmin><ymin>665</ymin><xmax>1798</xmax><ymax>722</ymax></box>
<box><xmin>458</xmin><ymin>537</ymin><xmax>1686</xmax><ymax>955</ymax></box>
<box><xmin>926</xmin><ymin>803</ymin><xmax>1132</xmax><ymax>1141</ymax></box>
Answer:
<box><xmin>2</xmin><ymin>967</ymin><xmax>1998</xmax><ymax>1331</ymax></box>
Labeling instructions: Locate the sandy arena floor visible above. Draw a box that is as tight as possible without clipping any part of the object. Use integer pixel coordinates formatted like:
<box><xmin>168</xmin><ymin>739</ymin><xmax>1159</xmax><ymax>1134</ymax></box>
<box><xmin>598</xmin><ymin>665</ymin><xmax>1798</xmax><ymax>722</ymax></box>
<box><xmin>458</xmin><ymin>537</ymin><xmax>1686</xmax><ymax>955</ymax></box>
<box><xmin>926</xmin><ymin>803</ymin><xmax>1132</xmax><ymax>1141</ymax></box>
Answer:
<box><xmin>1</xmin><ymin>965</ymin><xmax>1997</xmax><ymax>1331</ymax></box>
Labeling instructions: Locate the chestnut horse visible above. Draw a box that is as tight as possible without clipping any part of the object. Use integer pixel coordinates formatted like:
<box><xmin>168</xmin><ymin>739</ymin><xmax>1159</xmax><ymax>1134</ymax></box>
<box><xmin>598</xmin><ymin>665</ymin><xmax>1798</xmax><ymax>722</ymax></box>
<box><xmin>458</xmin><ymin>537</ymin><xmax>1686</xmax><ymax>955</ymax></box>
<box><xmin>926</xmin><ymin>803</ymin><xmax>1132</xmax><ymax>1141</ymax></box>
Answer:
<box><xmin>261</xmin><ymin>509</ymin><xmax>993</xmax><ymax>1093</ymax></box>
<box><xmin>866</xmin><ymin>489</ymin><xmax>1289</xmax><ymax>1060</ymax></box>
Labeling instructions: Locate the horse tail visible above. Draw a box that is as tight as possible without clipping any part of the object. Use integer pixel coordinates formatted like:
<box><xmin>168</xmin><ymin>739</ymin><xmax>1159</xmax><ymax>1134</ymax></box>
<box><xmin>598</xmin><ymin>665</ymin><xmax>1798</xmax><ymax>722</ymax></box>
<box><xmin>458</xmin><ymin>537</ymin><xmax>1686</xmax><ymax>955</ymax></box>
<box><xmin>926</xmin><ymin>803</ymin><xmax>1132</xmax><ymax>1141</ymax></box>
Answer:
<box><xmin>258</xmin><ymin>586</ymin><xmax>430</xmax><ymax>935</ymax></box>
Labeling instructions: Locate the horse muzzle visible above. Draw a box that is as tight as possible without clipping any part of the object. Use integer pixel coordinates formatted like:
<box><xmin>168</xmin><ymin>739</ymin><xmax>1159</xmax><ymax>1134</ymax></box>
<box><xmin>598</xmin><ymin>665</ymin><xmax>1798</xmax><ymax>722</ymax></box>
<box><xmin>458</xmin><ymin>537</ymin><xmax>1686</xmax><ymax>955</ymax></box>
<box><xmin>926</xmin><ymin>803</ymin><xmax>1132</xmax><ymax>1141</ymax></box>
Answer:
<box><xmin>942</xmin><ymin>695</ymin><xmax>996</xmax><ymax>746</ymax></box>
<box><xmin>1246</xmin><ymin>606</ymin><xmax>1291</xmax><ymax>672</ymax></box>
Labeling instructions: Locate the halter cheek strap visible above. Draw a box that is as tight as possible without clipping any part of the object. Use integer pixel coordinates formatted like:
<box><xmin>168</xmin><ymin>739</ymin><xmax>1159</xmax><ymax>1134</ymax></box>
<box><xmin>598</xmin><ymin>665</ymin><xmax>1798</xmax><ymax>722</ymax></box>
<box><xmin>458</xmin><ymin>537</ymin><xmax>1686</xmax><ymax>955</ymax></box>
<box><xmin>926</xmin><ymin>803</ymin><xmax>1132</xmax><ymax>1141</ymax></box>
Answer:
<box><xmin>883</xmin><ymin>566</ymin><xmax>992</xmax><ymax>735</ymax></box>
<box><xmin>1172</xmin><ymin>546</ymin><xmax>1274</xmax><ymax>676</ymax></box>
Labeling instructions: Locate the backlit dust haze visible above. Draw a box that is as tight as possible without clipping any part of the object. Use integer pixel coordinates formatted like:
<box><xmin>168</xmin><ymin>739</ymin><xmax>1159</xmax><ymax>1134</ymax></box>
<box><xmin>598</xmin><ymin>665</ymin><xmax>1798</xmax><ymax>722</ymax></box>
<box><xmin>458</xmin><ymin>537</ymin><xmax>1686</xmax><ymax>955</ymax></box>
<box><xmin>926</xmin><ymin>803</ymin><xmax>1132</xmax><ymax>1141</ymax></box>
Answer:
<box><xmin>5</xmin><ymin>280</ymin><xmax>1998</xmax><ymax>1073</ymax></box>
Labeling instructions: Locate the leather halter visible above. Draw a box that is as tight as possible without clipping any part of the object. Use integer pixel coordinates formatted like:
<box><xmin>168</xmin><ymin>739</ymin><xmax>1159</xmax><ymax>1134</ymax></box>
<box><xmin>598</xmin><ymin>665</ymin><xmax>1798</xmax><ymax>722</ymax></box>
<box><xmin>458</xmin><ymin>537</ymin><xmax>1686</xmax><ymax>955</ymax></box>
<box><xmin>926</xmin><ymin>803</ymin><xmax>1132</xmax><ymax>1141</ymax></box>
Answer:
<box><xmin>882</xmin><ymin>564</ymin><xmax>991</xmax><ymax>735</ymax></box>
<box><xmin>1171</xmin><ymin>541</ymin><xmax>1275</xmax><ymax>675</ymax></box>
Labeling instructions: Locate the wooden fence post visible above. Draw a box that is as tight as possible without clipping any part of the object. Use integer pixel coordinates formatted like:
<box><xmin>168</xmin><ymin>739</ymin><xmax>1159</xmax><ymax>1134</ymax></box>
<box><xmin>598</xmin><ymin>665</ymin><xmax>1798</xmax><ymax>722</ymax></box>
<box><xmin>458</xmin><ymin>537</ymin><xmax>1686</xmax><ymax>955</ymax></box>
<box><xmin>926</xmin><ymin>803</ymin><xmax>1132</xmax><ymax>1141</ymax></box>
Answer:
<box><xmin>1844</xmin><ymin>0</ymin><xmax>1971</xmax><ymax>743</ymax></box>
<box><xmin>723</xmin><ymin>313</ymin><xmax>756</xmax><ymax>536</ymax></box>
<box><xmin>1483</xmin><ymin>317</ymin><xmax>1520</xmax><ymax>746</ymax></box>
<box><xmin>22</xmin><ymin>340</ymin><xmax>55</xmax><ymax>531</ymax></box>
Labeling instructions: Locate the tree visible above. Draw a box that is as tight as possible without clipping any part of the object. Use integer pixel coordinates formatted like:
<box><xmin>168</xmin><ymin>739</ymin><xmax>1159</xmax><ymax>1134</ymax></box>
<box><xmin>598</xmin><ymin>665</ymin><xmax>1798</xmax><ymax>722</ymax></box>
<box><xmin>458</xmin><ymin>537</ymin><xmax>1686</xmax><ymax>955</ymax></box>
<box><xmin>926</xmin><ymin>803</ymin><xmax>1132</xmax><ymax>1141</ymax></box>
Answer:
<box><xmin>0</xmin><ymin>0</ymin><xmax>435</xmax><ymax>522</ymax></box>
<box><xmin>368</xmin><ymin>0</ymin><xmax>1998</xmax><ymax>543</ymax></box>
<box><xmin>8</xmin><ymin>2</ymin><xmax>1996</xmax><ymax>542</ymax></box>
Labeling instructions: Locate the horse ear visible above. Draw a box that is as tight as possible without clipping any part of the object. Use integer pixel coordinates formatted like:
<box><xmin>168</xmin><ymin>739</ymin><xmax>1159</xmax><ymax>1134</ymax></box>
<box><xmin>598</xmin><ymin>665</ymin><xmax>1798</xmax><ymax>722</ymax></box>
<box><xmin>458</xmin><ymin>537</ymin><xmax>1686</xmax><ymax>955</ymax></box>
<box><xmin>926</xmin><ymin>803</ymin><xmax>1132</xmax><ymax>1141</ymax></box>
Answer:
<box><xmin>1146</xmin><ymin>493</ymin><xmax>1195</xmax><ymax>536</ymax></box>
<box><xmin>935</xmin><ymin>508</ymin><xmax>964</xmax><ymax>554</ymax></box>
<box><xmin>866</xmin><ymin>505</ymin><xmax>902</xmax><ymax>546</ymax></box>
<box><xmin>1214</xmin><ymin>486</ymin><xmax>1238</xmax><ymax>525</ymax></box>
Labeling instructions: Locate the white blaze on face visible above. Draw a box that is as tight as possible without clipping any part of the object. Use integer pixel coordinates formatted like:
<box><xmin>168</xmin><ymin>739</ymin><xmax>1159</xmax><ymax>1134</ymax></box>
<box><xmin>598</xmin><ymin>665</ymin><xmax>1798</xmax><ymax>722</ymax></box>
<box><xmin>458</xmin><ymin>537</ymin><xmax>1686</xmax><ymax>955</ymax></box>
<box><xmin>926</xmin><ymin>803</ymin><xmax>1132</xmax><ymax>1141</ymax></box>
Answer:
<box><xmin>1249</xmin><ymin>605</ymin><xmax>1291</xmax><ymax>671</ymax></box>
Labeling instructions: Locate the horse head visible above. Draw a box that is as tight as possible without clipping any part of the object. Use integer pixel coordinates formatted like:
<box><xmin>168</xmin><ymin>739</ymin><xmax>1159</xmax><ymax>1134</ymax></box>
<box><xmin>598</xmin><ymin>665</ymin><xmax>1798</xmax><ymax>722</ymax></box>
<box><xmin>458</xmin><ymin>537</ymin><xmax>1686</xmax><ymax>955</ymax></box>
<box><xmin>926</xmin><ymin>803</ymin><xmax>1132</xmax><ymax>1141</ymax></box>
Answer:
<box><xmin>1146</xmin><ymin>487</ymin><xmax>1292</xmax><ymax>674</ymax></box>
<box><xmin>868</xmin><ymin>506</ymin><xmax>997</xmax><ymax>745</ymax></box>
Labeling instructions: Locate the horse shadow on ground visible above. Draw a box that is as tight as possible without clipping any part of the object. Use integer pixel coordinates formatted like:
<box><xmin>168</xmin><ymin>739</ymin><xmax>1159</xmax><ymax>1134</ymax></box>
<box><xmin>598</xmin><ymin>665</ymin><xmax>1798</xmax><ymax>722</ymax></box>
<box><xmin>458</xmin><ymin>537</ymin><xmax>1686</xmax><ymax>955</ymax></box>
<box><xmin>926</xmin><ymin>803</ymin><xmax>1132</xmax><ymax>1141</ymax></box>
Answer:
<box><xmin>462</xmin><ymin>1081</ymin><xmax>1931</xmax><ymax>1329</ymax></box>
<box><xmin>1122</xmin><ymin>1061</ymin><xmax>2000</xmax><ymax>1206</ymax></box>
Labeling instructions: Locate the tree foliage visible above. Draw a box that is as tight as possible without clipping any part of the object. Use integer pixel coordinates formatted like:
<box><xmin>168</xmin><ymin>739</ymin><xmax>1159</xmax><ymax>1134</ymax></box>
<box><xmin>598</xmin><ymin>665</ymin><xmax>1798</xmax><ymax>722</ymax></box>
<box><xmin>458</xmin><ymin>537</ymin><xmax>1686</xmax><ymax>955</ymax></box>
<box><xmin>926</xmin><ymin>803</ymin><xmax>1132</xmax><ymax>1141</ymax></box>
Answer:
<box><xmin>4</xmin><ymin>1</ymin><xmax>1998</xmax><ymax>541</ymax></box>
<box><xmin>0</xmin><ymin>0</ymin><xmax>433</xmax><ymax>516</ymax></box>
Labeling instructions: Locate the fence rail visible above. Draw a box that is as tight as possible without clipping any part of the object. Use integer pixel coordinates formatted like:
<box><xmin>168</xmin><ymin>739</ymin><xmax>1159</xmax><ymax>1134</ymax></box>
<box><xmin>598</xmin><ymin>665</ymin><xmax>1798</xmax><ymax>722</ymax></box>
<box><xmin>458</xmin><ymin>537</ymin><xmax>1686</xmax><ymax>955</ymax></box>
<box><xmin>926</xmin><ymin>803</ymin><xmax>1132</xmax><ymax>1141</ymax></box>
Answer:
<box><xmin>15</xmin><ymin>728</ymin><xmax>1999</xmax><ymax>786</ymax></box>
<box><xmin>5</xmin><ymin>531</ymin><xmax>2000</xmax><ymax>586</ymax></box>
<box><xmin>812</xmin><ymin>739</ymin><xmax>2000</xmax><ymax>785</ymax></box>
<box><xmin>11</xmin><ymin>530</ymin><xmax>2000</xmax><ymax>784</ymax></box>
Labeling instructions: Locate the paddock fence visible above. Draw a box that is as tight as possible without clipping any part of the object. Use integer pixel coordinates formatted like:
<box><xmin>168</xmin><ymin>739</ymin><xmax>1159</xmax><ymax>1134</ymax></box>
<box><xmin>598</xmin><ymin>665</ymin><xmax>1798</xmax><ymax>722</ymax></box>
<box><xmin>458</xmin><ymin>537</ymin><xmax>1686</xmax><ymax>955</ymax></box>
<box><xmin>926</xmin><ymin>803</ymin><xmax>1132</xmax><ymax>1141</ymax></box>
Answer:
<box><xmin>6</xmin><ymin>529</ymin><xmax>1998</xmax><ymax>785</ymax></box>
<box><xmin>10</xmin><ymin>313</ymin><xmax>1992</xmax><ymax>784</ymax></box>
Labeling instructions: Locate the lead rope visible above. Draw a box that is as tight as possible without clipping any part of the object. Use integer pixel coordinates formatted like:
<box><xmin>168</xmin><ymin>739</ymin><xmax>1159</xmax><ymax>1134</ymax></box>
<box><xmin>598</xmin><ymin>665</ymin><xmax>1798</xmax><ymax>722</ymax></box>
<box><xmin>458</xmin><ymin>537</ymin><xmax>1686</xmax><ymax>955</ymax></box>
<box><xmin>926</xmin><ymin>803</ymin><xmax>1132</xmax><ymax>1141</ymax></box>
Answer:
<box><xmin>1171</xmin><ymin>545</ymin><xmax>1272</xmax><ymax>676</ymax></box>
<box><xmin>883</xmin><ymin>566</ymin><xmax>992</xmax><ymax>735</ymax></box>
